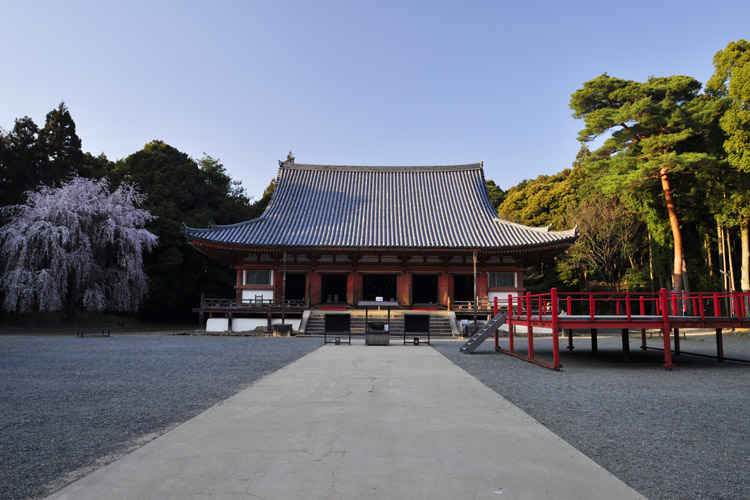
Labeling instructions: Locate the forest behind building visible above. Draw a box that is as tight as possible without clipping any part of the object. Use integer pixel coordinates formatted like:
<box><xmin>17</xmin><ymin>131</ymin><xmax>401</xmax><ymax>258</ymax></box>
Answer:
<box><xmin>1</xmin><ymin>39</ymin><xmax>749</xmax><ymax>322</ymax></box>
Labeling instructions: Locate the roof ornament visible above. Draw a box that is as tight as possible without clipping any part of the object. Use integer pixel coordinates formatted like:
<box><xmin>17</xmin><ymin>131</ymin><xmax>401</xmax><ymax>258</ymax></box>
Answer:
<box><xmin>279</xmin><ymin>150</ymin><xmax>295</xmax><ymax>166</ymax></box>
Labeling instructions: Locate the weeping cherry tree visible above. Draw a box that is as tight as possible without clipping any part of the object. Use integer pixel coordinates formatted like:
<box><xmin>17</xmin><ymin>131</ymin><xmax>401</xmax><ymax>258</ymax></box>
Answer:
<box><xmin>0</xmin><ymin>177</ymin><xmax>158</xmax><ymax>317</ymax></box>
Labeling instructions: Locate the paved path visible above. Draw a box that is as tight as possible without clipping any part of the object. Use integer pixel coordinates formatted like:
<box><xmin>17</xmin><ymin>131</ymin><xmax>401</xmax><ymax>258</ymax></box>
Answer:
<box><xmin>48</xmin><ymin>345</ymin><xmax>645</xmax><ymax>500</ymax></box>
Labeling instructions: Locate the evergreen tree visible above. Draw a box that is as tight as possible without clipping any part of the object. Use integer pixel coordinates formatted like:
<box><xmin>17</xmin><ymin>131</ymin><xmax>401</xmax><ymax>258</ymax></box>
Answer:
<box><xmin>113</xmin><ymin>141</ymin><xmax>259</xmax><ymax>321</ymax></box>
<box><xmin>0</xmin><ymin>117</ymin><xmax>45</xmax><ymax>206</ymax></box>
<box><xmin>570</xmin><ymin>74</ymin><xmax>724</xmax><ymax>292</ymax></box>
<box><xmin>707</xmin><ymin>39</ymin><xmax>750</xmax><ymax>294</ymax></box>
<box><xmin>484</xmin><ymin>180</ymin><xmax>505</xmax><ymax>210</ymax></box>
<box><xmin>38</xmin><ymin>102</ymin><xmax>84</xmax><ymax>185</ymax></box>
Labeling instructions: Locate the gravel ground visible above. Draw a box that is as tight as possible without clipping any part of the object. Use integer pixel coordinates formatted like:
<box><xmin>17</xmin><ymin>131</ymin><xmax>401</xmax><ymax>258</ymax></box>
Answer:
<box><xmin>0</xmin><ymin>335</ymin><xmax>320</xmax><ymax>500</ymax></box>
<box><xmin>3</xmin><ymin>332</ymin><xmax>748</xmax><ymax>500</ymax></box>
<box><xmin>433</xmin><ymin>332</ymin><xmax>750</xmax><ymax>500</ymax></box>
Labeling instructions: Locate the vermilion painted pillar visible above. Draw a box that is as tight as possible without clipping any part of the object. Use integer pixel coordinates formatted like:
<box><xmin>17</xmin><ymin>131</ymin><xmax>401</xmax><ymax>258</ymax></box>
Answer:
<box><xmin>274</xmin><ymin>269</ymin><xmax>283</xmax><ymax>303</ymax></box>
<box><xmin>477</xmin><ymin>272</ymin><xmax>488</xmax><ymax>301</ymax></box>
<box><xmin>347</xmin><ymin>273</ymin><xmax>363</xmax><ymax>305</ymax></box>
<box><xmin>309</xmin><ymin>272</ymin><xmax>322</xmax><ymax>306</ymax></box>
<box><xmin>235</xmin><ymin>268</ymin><xmax>243</xmax><ymax>301</ymax></box>
<box><xmin>396</xmin><ymin>273</ymin><xmax>412</xmax><ymax>306</ymax></box>
<box><xmin>437</xmin><ymin>274</ymin><xmax>449</xmax><ymax>306</ymax></box>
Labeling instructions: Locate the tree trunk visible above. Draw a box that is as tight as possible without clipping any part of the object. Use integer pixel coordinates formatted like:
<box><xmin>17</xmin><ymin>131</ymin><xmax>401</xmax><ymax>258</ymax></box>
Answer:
<box><xmin>726</xmin><ymin>226</ymin><xmax>736</xmax><ymax>292</ymax></box>
<box><xmin>648</xmin><ymin>231</ymin><xmax>654</xmax><ymax>292</ymax></box>
<box><xmin>741</xmin><ymin>219</ymin><xmax>749</xmax><ymax>293</ymax></box>
<box><xmin>660</xmin><ymin>168</ymin><xmax>684</xmax><ymax>292</ymax></box>
<box><xmin>704</xmin><ymin>233</ymin><xmax>713</xmax><ymax>277</ymax></box>
<box><xmin>718</xmin><ymin>221</ymin><xmax>727</xmax><ymax>293</ymax></box>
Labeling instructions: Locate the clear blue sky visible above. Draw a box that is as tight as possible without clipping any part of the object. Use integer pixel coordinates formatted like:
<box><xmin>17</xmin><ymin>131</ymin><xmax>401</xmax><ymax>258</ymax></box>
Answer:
<box><xmin>2</xmin><ymin>0</ymin><xmax>748</xmax><ymax>200</ymax></box>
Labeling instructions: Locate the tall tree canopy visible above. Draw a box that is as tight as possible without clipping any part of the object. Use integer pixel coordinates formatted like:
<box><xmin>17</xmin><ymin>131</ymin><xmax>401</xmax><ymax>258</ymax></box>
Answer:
<box><xmin>0</xmin><ymin>117</ymin><xmax>45</xmax><ymax>206</ymax></box>
<box><xmin>1</xmin><ymin>104</ymin><xmax>275</xmax><ymax>322</ymax></box>
<box><xmin>570</xmin><ymin>74</ymin><xmax>723</xmax><ymax>292</ymax></box>
<box><xmin>0</xmin><ymin>102</ymin><xmax>94</xmax><ymax>210</ymax></box>
<box><xmin>0</xmin><ymin>177</ymin><xmax>157</xmax><ymax>316</ymax></box>
<box><xmin>484</xmin><ymin>180</ymin><xmax>505</xmax><ymax>210</ymax></box>
<box><xmin>707</xmin><ymin>39</ymin><xmax>750</xmax><ymax>294</ymax></box>
<box><xmin>38</xmin><ymin>102</ymin><xmax>84</xmax><ymax>184</ymax></box>
<box><xmin>112</xmin><ymin>141</ymin><xmax>264</xmax><ymax>321</ymax></box>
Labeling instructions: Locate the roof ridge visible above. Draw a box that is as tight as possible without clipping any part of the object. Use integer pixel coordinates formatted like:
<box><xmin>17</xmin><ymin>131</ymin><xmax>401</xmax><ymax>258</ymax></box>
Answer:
<box><xmin>279</xmin><ymin>162</ymin><xmax>482</xmax><ymax>172</ymax></box>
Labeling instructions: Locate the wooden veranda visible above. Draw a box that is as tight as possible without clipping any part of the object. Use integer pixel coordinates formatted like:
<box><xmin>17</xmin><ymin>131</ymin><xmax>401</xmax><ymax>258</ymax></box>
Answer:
<box><xmin>491</xmin><ymin>289</ymin><xmax>750</xmax><ymax>370</ymax></box>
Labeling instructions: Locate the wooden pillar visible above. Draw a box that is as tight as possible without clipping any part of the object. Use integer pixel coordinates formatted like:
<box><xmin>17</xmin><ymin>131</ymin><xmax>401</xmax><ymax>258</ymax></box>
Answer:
<box><xmin>476</xmin><ymin>272</ymin><xmax>488</xmax><ymax>302</ymax></box>
<box><xmin>273</xmin><ymin>269</ymin><xmax>283</xmax><ymax>304</ymax></box>
<box><xmin>347</xmin><ymin>273</ymin><xmax>363</xmax><ymax>305</ymax></box>
<box><xmin>396</xmin><ymin>273</ymin><xmax>412</xmax><ymax>306</ymax></box>
<box><xmin>309</xmin><ymin>272</ymin><xmax>322</xmax><ymax>306</ymax></box>
<box><xmin>621</xmin><ymin>328</ymin><xmax>630</xmax><ymax>361</ymax></box>
<box><xmin>235</xmin><ymin>268</ymin><xmax>243</xmax><ymax>301</ymax></box>
<box><xmin>437</xmin><ymin>273</ymin><xmax>449</xmax><ymax>306</ymax></box>
<box><xmin>716</xmin><ymin>328</ymin><xmax>724</xmax><ymax>362</ymax></box>
<box><xmin>591</xmin><ymin>328</ymin><xmax>598</xmax><ymax>354</ymax></box>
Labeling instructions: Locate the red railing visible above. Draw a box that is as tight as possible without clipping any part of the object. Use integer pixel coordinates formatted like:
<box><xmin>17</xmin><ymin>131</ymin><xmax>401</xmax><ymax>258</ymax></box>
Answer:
<box><xmin>498</xmin><ymin>290</ymin><xmax>749</xmax><ymax>322</ymax></box>
<box><xmin>491</xmin><ymin>289</ymin><xmax>750</xmax><ymax>371</ymax></box>
<box><xmin>492</xmin><ymin>290</ymin><xmax>562</xmax><ymax>370</ymax></box>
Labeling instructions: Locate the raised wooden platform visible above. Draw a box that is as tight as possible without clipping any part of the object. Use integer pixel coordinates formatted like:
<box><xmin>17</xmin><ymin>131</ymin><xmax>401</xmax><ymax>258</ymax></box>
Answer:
<box><xmin>490</xmin><ymin>289</ymin><xmax>750</xmax><ymax>370</ymax></box>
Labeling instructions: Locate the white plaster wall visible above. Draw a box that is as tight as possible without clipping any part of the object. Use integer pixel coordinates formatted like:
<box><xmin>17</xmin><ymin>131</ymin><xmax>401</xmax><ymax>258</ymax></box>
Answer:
<box><xmin>231</xmin><ymin>318</ymin><xmax>267</xmax><ymax>331</ymax></box>
<box><xmin>229</xmin><ymin>318</ymin><xmax>302</xmax><ymax>332</ymax></box>
<box><xmin>206</xmin><ymin>318</ymin><xmax>229</xmax><ymax>332</ymax></box>
<box><xmin>503</xmin><ymin>325</ymin><xmax>553</xmax><ymax>334</ymax></box>
<box><xmin>488</xmin><ymin>291</ymin><xmax>523</xmax><ymax>304</ymax></box>
<box><xmin>241</xmin><ymin>290</ymin><xmax>274</xmax><ymax>303</ymax></box>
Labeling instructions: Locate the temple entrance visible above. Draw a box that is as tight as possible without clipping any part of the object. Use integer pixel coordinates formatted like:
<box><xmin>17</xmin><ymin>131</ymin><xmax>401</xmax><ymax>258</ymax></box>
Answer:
<box><xmin>412</xmin><ymin>274</ymin><xmax>438</xmax><ymax>304</ymax></box>
<box><xmin>321</xmin><ymin>274</ymin><xmax>347</xmax><ymax>304</ymax></box>
<box><xmin>362</xmin><ymin>274</ymin><xmax>397</xmax><ymax>301</ymax></box>
<box><xmin>453</xmin><ymin>275</ymin><xmax>475</xmax><ymax>302</ymax></box>
<box><xmin>285</xmin><ymin>273</ymin><xmax>306</xmax><ymax>301</ymax></box>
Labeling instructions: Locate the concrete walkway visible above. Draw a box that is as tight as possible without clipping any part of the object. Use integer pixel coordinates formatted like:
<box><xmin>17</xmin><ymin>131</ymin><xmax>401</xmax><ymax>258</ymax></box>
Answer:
<box><xmin>47</xmin><ymin>344</ymin><xmax>645</xmax><ymax>500</ymax></box>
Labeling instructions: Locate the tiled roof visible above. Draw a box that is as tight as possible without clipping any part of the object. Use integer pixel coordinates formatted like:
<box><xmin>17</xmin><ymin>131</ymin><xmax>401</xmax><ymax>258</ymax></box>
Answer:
<box><xmin>185</xmin><ymin>162</ymin><xmax>577</xmax><ymax>250</ymax></box>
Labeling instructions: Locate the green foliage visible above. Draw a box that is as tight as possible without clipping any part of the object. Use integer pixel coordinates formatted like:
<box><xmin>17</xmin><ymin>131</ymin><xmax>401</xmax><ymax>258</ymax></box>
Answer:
<box><xmin>570</xmin><ymin>73</ymin><xmax>725</xmax><ymax>291</ymax></box>
<box><xmin>112</xmin><ymin>141</ymin><xmax>262</xmax><ymax>321</ymax></box>
<box><xmin>484</xmin><ymin>180</ymin><xmax>505</xmax><ymax>210</ymax></box>
<box><xmin>708</xmin><ymin>40</ymin><xmax>750</xmax><ymax>206</ymax></box>
<box><xmin>38</xmin><ymin>102</ymin><xmax>84</xmax><ymax>184</ymax></box>
<box><xmin>570</xmin><ymin>73</ymin><xmax>721</xmax><ymax>187</ymax></box>
<box><xmin>566</xmin><ymin>197</ymin><xmax>644</xmax><ymax>291</ymax></box>
<box><xmin>497</xmin><ymin>167</ymin><xmax>584</xmax><ymax>230</ymax></box>
<box><xmin>0</xmin><ymin>117</ymin><xmax>45</xmax><ymax>206</ymax></box>
<box><xmin>0</xmin><ymin>103</ymin><xmax>96</xmax><ymax>210</ymax></box>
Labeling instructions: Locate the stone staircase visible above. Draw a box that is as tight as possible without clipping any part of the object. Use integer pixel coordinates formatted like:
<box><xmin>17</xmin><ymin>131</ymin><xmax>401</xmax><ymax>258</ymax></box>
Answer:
<box><xmin>302</xmin><ymin>309</ymin><xmax>456</xmax><ymax>337</ymax></box>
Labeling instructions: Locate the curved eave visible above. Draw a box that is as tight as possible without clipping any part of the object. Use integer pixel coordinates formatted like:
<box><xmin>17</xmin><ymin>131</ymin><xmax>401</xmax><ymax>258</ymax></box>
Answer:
<box><xmin>187</xmin><ymin>236</ymin><xmax>577</xmax><ymax>264</ymax></box>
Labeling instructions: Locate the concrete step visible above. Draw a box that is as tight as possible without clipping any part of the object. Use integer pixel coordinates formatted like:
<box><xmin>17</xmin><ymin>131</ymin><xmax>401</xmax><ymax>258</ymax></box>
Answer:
<box><xmin>302</xmin><ymin>310</ymin><xmax>455</xmax><ymax>336</ymax></box>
